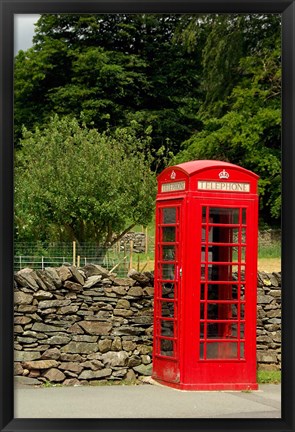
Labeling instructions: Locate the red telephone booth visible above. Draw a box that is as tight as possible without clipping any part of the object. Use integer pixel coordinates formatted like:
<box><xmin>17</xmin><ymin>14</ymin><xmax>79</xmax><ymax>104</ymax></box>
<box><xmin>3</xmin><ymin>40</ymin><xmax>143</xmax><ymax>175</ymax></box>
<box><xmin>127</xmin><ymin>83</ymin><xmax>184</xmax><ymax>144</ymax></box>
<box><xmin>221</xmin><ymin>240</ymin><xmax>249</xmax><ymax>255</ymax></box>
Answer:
<box><xmin>152</xmin><ymin>160</ymin><xmax>259</xmax><ymax>390</ymax></box>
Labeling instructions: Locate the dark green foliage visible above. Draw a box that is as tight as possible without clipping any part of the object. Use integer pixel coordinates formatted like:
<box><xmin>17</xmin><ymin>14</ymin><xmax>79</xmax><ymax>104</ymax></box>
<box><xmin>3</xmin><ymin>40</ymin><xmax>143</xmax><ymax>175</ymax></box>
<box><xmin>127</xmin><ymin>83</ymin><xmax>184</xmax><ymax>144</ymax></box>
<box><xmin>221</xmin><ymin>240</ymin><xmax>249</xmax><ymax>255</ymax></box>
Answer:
<box><xmin>14</xmin><ymin>13</ymin><xmax>282</xmax><ymax>231</ymax></box>
<box><xmin>174</xmin><ymin>14</ymin><xmax>281</xmax><ymax>225</ymax></box>
<box><xmin>14</xmin><ymin>14</ymin><xmax>201</xmax><ymax>163</ymax></box>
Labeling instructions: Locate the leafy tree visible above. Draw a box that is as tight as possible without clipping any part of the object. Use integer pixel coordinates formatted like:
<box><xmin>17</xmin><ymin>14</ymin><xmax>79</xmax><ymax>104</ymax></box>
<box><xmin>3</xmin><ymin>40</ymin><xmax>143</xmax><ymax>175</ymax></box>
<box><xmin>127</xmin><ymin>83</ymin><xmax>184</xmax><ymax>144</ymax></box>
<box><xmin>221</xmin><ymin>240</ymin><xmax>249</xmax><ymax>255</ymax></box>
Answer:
<box><xmin>174</xmin><ymin>25</ymin><xmax>281</xmax><ymax>225</ymax></box>
<box><xmin>14</xmin><ymin>13</ymin><xmax>282</xmax><ymax>227</ymax></box>
<box><xmin>175</xmin><ymin>14</ymin><xmax>281</xmax><ymax>118</ymax></box>
<box><xmin>14</xmin><ymin>14</ymin><xmax>202</xmax><ymax>163</ymax></box>
<box><xmin>14</xmin><ymin>115</ymin><xmax>156</xmax><ymax>245</ymax></box>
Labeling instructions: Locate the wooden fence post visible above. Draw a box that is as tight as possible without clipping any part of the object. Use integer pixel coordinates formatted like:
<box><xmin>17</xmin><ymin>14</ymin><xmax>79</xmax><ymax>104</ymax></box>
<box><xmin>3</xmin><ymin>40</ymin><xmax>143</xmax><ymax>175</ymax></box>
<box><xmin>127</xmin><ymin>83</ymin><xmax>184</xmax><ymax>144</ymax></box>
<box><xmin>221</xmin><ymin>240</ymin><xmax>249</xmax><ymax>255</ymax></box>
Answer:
<box><xmin>145</xmin><ymin>227</ymin><xmax>148</xmax><ymax>254</ymax></box>
<box><xmin>73</xmin><ymin>241</ymin><xmax>76</xmax><ymax>266</ymax></box>
<box><xmin>129</xmin><ymin>240</ymin><xmax>134</xmax><ymax>270</ymax></box>
<box><xmin>124</xmin><ymin>242</ymin><xmax>127</xmax><ymax>272</ymax></box>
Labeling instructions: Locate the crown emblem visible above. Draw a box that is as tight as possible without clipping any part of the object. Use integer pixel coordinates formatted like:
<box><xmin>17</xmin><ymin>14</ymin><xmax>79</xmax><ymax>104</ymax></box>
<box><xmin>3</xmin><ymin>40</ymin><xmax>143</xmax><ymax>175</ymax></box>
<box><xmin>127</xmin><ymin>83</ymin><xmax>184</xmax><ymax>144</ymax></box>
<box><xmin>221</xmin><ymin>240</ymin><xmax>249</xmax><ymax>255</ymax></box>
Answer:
<box><xmin>170</xmin><ymin>170</ymin><xmax>176</xmax><ymax>180</ymax></box>
<box><xmin>219</xmin><ymin>169</ymin><xmax>230</xmax><ymax>179</ymax></box>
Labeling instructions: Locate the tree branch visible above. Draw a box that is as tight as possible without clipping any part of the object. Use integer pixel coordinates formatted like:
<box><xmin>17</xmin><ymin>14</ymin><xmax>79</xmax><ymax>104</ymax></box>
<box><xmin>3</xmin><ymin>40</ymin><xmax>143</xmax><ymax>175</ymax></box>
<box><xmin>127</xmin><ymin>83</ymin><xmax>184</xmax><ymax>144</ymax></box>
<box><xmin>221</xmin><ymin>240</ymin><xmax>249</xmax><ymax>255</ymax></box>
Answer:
<box><xmin>108</xmin><ymin>223</ymin><xmax>137</xmax><ymax>247</ymax></box>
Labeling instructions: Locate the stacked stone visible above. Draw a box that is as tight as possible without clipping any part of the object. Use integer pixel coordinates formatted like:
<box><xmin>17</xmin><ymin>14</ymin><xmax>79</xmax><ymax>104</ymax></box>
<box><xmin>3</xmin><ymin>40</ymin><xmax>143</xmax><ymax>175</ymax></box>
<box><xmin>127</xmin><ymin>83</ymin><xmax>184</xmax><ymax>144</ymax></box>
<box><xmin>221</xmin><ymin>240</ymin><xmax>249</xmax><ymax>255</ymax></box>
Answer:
<box><xmin>256</xmin><ymin>271</ymin><xmax>281</xmax><ymax>370</ymax></box>
<box><xmin>258</xmin><ymin>229</ymin><xmax>281</xmax><ymax>247</ymax></box>
<box><xmin>119</xmin><ymin>232</ymin><xmax>146</xmax><ymax>253</ymax></box>
<box><xmin>14</xmin><ymin>265</ymin><xmax>282</xmax><ymax>386</ymax></box>
<box><xmin>14</xmin><ymin>265</ymin><xmax>154</xmax><ymax>386</ymax></box>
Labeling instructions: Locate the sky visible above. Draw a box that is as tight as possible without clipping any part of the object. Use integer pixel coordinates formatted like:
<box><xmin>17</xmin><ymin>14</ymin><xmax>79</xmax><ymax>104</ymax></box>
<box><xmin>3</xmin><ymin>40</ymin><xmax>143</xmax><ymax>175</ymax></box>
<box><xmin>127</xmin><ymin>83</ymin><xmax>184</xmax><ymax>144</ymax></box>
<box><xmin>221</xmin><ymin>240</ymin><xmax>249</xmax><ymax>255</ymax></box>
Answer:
<box><xmin>14</xmin><ymin>14</ymin><xmax>40</xmax><ymax>54</ymax></box>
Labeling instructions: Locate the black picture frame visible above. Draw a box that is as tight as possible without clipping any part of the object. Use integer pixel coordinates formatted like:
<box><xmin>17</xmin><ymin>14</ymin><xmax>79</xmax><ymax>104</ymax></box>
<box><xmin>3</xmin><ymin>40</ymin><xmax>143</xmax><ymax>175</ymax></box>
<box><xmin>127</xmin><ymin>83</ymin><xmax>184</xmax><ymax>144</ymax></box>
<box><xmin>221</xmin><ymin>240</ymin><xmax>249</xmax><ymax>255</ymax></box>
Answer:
<box><xmin>0</xmin><ymin>1</ymin><xmax>294</xmax><ymax>431</ymax></box>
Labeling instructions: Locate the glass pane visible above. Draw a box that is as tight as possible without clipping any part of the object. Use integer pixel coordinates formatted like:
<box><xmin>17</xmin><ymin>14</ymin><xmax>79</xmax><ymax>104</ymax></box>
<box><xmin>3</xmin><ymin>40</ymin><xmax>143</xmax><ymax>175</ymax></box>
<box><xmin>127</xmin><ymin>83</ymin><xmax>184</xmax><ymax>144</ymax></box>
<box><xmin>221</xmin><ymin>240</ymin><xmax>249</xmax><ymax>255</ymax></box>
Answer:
<box><xmin>200</xmin><ymin>342</ymin><xmax>204</xmax><ymax>359</ymax></box>
<box><xmin>162</xmin><ymin>207</ymin><xmax>176</xmax><ymax>224</ymax></box>
<box><xmin>242</xmin><ymin>209</ymin><xmax>246</xmax><ymax>224</ymax></box>
<box><xmin>200</xmin><ymin>302</ymin><xmax>205</xmax><ymax>320</ymax></box>
<box><xmin>202</xmin><ymin>265</ymin><xmax>245</xmax><ymax>281</ymax></box>
<box><xmin>160</xmin><ymin>320</ymin><xmax>174</xmax><ymax>337</ymax></box>
<box><xmin>201</xmin><ymin>264</ymin><xmax>206</xmax><ymax>280</ymax></box>
<box><xmin>200</xmin><ymin>322</ymin><xmax>204</xmax><ymax>338</ymax></box>
<box><xmin>233</xmin><ymin>247</ymin><xmax>246</xmax><ymax>262</ymax></box>
<box><xmin>240</xmin><ymin>303</ymin><xmax>245</xmax><ymax>319</ymax></box>
<box><xmin>206</xmin><ymin>342</ymin><xmax>219</xmax><ymax>359</ymax></box>
<box><xmin>206</xmin><ymin>302</ymin><xmax>239</xmax><ymax>320</ymax></box>
<box><xmin>161</xmin><ymin>282</ymin><xmax>175</xmax><ymax>299</ymax></box>
<box><xmin>162</xmin><ymin>245</ymin><xmax>176</xmax><ymax>261</ymax></box>
<box><xmin>207</xmin><ymin>284</ymin><xmax>238</xmax><ymax>300</ymax></box>
<box><xmin>240</xmin><ymin>323</ymin><xmax>245</xmax><ymax>339</ymax></box>
<box><xmin>207</xmin><ymin>323</ymin><xmax>238</xmax><ymax>339</ymax></box>
<box><xmin>161</xmin><ymin>301</ymin><xmax>174</xmax><ymax>318</ymax></box>
<box><xmin>232</xmin><ymin>265</ymin><xmax>246</xmax><ymax>280</ymax></box>
<box><xmin>231</xmin><ymin>303</ymin><xmax>238</xmax><ymax>318</ymax></box>
<box><xmin>160</xmin><ymin>339</ymin><xmax>174</xmax><ymax>356</ymax></box>
<box><xmin>200</xmin><ymin>284</ymin><xmax>205</xmax><ymax>300</ymax></box>
<box><xmin>162</xmin><ymin>226</ymin><xmax>175</xmax><ymax>242</ymax></box>
<box><xmin>207</xmin><ymin>322</ymin><xmax>218</xmax><ymax>338</ymax></box>
<box><xmin>216</xmin><ymin>286</ymin><xmax>244</xmax><ymax>300</ymax></box>
<box><xmin>201</xmin><ymin>249</ymin><xmax>212</xmax><ymax>262</ymax></box>
<box><xmin>232</xmin><ymin>248</ymin><xmax>238</xmax><ymax>261</ymax></box>
<box><xmin>209</xmin><ymin>208</ymin><xmax>240</xmax><ymax>224</ymax></box>
<box><xmin>207</xmin><ymin>284</ymin><xmax>219</xmax><ymax>300</ymax></box>
<box><xmin>240</xmin><ymin>286</ymin><xmax>245</xmax><ymax>301</ymax></box>
<box><xmin>202</xmin><ymin>207</ymin><xmax>207</xmax><ymax>222</ymax></box>
<box><xmin>229</xmin><ymin>230</ymin><xmax>245</xmax><ymax>245</ymax></box>
<box><xmin>202</xmin><ymin>225</ymin><xmax>214</xmax><ymax>242</ymax></box>
<box><xmin>207</xmin><ymin>302</ymin><xmax>218</xmax><ymax>319</ymax></box>
<box><xmin>206</xmin><ymin>264</ymin><xmax>237</xmax><ymax>281</ymax></box>
<box><xmin>202</xmin><ymin>226</ymin><xmax>206</xmax><ymax>242</ymax></box>
<box><xmin>240</xmin><ymin>342</ymin><xmax>245</xmax><ymax>358</ymax></box>
<box><xmin>203</xmin><ymin>283</ymin><xmax>239</xmax><ymax>301</ymax></box>
<box><xmin>211</xmin><ymin>245</ymin><xmax>235</xmax><ymax>262</ymax></box>
<box><xmin>206</xmin><ymin>342</ymin><xmax>238</xmax><ymax>359</ymax></box>
<box><xmin>210</xmin><ymin>226</ymin><xmax>238</xmax><ymax>244</ymax></box>
<box><xmin>162</xmin><ymin>263</ymin><xmax>175</xmax><ymax>280</ymax></box>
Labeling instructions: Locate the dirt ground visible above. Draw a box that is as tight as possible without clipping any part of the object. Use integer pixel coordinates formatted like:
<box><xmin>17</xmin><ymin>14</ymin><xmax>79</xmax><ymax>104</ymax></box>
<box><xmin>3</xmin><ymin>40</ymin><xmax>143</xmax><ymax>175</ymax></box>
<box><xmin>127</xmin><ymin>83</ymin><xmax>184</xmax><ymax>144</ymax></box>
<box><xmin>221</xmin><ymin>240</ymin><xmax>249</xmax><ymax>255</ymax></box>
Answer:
<box><xmin>142</xmin><ymin>258</ymin><xmax>281</xmax><ymax>274</ymax></box>
<box><xmin>258</xmin><ymin>258</ymin><xmax>281</xmax><ymax>273</ymax></box>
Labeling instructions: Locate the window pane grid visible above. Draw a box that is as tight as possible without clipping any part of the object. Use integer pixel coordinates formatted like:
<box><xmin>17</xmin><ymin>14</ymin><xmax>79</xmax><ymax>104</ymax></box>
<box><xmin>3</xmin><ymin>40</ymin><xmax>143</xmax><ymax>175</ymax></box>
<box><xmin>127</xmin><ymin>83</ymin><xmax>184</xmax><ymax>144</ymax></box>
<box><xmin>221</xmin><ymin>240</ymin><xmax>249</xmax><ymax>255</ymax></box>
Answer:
<box><xmin>205</xmin><ymin>242</ymin><xmax>246</xmax><ymax>247</ymax></box>
<box><xmin>155</xmin><ymin>205</ymin><xmax>180</xmax><ymax>359</ymax></box>
<box><xmin>200</xmin><ymin>300</ymin><xmax>243</xmax><ymax>304</ymax></box>
<box><xmin>200</xmin><ymin>337</ymin><xmax>246</xmax><ymax>342</ymax></box>
<box><xmin>202</xmin><ymin>223</ymin><xmax>247</xmax><ymax>228</ymax></box>
<box><xmin>199</xmin><ymin>205</ymin><xmax>247</xmax><ymax>361</ymax></box>
<box><xmin>157</xmin><ymin>299</ymin><xmax>176</xmax><ymax>308</ymax></box>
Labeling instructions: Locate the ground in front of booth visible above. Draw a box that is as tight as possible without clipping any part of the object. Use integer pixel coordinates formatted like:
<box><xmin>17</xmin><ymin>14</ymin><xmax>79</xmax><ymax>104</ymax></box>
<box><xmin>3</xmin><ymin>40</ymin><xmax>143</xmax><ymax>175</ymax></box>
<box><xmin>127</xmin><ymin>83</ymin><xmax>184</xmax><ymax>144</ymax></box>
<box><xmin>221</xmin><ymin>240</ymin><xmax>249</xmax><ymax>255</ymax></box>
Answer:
<box><xmin>258</xmin><ymin>258</ymin><xmax>280</xmax><ymax>273</ymax></box>
<box><xmin>14</xmin><ymin>380</ymin><xmax>281</xmax><ymax>418</ymax></box>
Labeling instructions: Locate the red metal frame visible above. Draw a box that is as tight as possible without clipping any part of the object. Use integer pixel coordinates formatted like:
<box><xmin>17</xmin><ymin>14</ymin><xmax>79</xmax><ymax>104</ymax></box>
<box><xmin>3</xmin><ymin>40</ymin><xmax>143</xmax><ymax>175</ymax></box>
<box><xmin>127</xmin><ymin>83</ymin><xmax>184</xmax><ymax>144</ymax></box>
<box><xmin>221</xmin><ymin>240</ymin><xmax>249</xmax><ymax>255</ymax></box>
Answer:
<box><xmin>152</xmin><ymin>161</ymin><xmax>259</xmax><ymax>391</ymax></box>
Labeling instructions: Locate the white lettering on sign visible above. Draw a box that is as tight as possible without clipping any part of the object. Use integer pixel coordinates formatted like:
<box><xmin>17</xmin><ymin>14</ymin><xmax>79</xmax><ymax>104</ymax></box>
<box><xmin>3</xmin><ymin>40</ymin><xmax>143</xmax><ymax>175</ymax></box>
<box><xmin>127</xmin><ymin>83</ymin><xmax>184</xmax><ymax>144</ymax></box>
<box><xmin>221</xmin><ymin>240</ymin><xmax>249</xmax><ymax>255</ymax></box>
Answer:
<box><xmin>161</xmin><ymin>181</ymin><xmax>186</xmax><ymax>192</ymax></box>
<box><xmin>198</xmin><ymin>181</ymin><xmax>250</xmax><ymax>193</ymax></box>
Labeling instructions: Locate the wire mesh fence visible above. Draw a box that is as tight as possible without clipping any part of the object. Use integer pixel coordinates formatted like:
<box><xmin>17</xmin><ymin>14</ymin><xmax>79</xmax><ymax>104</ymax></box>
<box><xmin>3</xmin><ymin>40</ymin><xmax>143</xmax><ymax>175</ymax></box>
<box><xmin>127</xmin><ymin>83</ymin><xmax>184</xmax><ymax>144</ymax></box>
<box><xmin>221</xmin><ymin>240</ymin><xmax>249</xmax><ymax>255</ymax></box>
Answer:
<box><xmin>14</xmin><ymin>235</ymin><xmax>155</xmax><ymax>277</ymax></box>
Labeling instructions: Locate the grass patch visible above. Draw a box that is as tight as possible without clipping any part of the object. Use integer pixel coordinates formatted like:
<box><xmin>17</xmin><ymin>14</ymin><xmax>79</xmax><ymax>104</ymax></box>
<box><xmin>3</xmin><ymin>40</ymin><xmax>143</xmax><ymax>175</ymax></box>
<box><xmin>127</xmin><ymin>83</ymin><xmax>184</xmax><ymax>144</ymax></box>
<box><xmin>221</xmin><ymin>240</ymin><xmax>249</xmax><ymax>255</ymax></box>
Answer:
<box><xmin>86</xmin><ymin>379</ymin><xmax>140</xmax><ymax>387</ymax></box>
<box><xmin>258</xmin><ymin>241</ymin><xmax>281</xmax><ymax>259</ymax></box>
<box><xmin>42</xmin><ymin>381</ymin><xmax>63</xmax><ymax>388</ymax></box>
<box><xmin>257</xmin><ymin>370</ymin><xmax>281</xmax><ymax>384</ymax></box>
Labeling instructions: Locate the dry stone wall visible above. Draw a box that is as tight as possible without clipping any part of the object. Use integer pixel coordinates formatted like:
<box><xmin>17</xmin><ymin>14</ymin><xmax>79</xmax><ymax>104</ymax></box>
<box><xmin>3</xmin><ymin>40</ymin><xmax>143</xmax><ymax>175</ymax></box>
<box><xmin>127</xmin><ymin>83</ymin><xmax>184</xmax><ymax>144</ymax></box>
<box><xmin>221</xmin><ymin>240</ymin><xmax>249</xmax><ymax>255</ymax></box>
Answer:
<box><xmin>119</xmin><ymin>231</ymin><xmax>146</xmax><ymax>253</ymax></box>
<box><xmin>14</xmin><ymin>265</ymin><xmax>281</xmax><ymax>386</ymax></box>
<box><xmin>14</xmin><ymin>265</ymin><xmax>154</xmax><ymax>386</ymax></box>
<box><xmin>256</xmin><ymin>271</ymin><xmax>281</xmax><ymax>370</ymax></box>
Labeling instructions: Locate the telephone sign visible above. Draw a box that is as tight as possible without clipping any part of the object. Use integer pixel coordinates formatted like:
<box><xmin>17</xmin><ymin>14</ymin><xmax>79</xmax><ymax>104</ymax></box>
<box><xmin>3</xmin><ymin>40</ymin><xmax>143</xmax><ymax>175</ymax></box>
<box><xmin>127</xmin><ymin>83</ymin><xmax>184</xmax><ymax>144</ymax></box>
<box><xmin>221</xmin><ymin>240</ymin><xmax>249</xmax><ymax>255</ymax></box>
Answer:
<box><xmin>152</xmin><ymin>160</ymin><xmax>259</xmax><ymax>391</ymax></box>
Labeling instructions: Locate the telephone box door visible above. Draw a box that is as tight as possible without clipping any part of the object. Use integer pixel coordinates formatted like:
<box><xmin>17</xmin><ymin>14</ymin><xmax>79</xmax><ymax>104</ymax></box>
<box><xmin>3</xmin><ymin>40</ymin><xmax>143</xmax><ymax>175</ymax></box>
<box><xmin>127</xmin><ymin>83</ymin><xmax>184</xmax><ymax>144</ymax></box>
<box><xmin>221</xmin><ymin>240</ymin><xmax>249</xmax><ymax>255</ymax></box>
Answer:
<box><xmin>153</xmin><ymin>200</ymin><xmax>183</xmax><ymax>384</ymax></box>
<box><xmin>185</xmin><ymin>197</ymin><xmax>258</xmax><ymax>388</ymax></box>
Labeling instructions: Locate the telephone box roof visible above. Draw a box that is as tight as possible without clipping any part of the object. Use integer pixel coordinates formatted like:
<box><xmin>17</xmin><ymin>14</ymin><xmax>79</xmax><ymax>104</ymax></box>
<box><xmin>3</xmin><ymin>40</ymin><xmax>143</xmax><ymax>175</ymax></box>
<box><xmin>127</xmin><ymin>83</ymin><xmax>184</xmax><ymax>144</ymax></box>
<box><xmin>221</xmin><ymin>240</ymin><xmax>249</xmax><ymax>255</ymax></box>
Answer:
<box><xmin>168</xmin><ymin>160</ymin><xmax>259</xmax><ymax>179</ymax></box>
